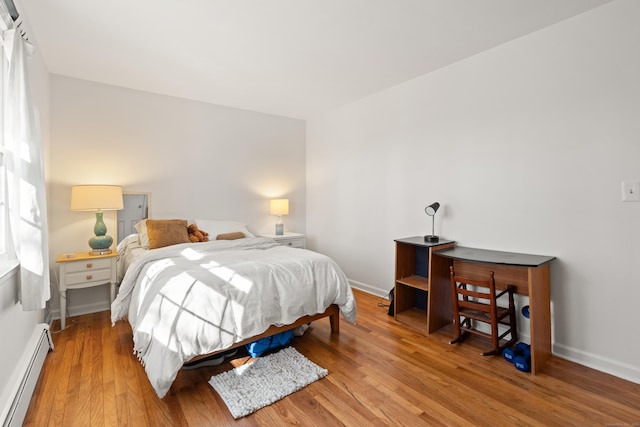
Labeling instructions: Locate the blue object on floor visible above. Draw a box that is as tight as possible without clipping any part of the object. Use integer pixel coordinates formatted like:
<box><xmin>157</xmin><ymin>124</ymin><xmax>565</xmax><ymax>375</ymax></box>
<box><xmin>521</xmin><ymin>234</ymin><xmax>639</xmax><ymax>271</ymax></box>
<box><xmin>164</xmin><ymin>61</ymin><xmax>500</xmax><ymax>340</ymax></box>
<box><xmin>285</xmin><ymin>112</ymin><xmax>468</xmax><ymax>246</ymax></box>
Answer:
<box><xmin>503</xmin><ymin>347</ymin><xmax>517</xmax><ymax>363</ymax></box>
<box><xmin>514</xmin><ymin>354</ymin><xmax>531</xmax><ymax>372</ymax></box>
<box><xmin>246</xmin><ymin>330</ymin><xmax>293</xmax><ymax>357</ymax></box>
<box><xmin>504</xmin><ymin>342</ymin><xmax>531</xmax><ymax>366</ymax></box>
<box><xmin>516</xmin><ymin>342</ymin><xmax>531</xmax><ymax>359</ymax></box>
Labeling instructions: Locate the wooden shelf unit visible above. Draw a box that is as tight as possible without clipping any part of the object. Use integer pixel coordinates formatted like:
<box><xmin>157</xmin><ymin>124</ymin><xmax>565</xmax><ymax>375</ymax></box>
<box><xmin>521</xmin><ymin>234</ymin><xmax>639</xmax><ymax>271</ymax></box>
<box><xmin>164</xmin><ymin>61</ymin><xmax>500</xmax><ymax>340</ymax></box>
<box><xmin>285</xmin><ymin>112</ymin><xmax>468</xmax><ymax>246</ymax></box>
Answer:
<box><xmin>394</xmin><ymin>237</ymin><xmax>455</xmax><ymax>334</ymax></box>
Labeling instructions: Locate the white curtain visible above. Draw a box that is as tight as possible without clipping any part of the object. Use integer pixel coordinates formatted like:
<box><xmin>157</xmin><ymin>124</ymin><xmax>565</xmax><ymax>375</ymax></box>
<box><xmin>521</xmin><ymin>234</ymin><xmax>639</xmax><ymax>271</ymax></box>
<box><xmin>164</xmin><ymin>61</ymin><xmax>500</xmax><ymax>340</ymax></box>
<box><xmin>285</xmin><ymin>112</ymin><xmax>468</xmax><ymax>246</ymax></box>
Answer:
<box><xmin>2</xmin><ymin>19</ymin><xmax>50</xmax><ymax>310</ymax></box>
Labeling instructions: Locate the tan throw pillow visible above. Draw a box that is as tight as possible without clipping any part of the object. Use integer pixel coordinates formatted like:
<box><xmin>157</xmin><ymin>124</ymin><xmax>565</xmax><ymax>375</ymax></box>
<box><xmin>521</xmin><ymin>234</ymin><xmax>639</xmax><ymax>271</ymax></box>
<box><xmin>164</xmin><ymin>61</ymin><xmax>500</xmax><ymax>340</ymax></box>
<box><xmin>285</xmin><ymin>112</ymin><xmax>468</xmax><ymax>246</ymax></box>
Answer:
<box><xmin>216</xmin><ymin>231</ymin><xmax>245</xmax><ymax>241</ymax></box>
<box><xmin>146</xmin><ymin>219</ymin><xmax>190</xmax><ymax>249</ymax></box>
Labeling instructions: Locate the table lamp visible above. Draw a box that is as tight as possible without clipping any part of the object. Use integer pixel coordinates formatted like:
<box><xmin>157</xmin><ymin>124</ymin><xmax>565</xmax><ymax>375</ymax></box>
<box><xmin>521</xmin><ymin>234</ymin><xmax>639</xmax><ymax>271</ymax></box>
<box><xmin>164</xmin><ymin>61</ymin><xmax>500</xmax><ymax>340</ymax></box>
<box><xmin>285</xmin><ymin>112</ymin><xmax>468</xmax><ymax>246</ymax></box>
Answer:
<box><xmin>424</xmin><ymin>201</ymin><xmax>440</xmax><ymax>242</ymax></box>
<box><xmin>270</xmin><ymin>199</ymin><xmax>289</xmax><ymax>236</ymax></box>
<box><xmin>71</xmin><ymin>185</ymin><xmax>123</xmax><ymax>255</ymax></box>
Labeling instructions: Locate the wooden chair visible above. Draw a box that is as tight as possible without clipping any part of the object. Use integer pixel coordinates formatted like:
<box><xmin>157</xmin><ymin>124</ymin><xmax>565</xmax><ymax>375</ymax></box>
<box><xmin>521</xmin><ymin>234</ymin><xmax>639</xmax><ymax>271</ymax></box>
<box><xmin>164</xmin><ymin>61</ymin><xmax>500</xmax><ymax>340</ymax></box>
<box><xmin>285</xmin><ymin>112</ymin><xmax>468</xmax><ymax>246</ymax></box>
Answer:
<box><xmin>449</xmin><ymin>266</ymin><xmax>518</xmax><ymax>356</ymax></box>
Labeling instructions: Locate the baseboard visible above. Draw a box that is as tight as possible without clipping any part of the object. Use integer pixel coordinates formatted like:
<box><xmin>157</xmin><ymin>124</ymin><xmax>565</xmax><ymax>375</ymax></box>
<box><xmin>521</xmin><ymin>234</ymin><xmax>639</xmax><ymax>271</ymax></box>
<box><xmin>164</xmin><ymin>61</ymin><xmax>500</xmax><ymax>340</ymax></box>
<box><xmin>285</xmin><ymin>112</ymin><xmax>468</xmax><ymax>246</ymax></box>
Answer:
<box><xmin>1</xmin><ymin>324</ymin><xmax>53</xmax><ymax>427</ymax></box>
<box><xmin>553</xmin><ymin>342</ymin><xmax>640</xmax><ymax>385</ymax></box>
<box><xmin>50</xmin><ymin>300</ymin><xmax>111</xmax><ymax>323</ymax></box>
<box><xmin>348</xmin><ymin>279</ymin><xmax>388</xmax><ymax>298</ymax></box>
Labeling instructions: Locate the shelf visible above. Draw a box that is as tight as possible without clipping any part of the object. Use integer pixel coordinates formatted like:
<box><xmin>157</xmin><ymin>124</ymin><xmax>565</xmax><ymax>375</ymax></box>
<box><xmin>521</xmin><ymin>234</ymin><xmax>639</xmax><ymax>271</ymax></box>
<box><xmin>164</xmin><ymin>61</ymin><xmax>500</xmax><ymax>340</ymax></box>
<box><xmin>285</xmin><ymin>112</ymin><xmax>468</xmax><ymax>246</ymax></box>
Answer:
<box><xmin>396</xmin><ymin>275</ymin><xmax>429</xmax><ymax>291</ymax></box>
<box><xmin>394</xmin><ymin>238</ymin><xmax>456</xmax><ymax>335</ymax></box>
<box><xmin>395</xmin><ymin>308</ymin><xmax>428</xmax><ymax>334</ymax></box>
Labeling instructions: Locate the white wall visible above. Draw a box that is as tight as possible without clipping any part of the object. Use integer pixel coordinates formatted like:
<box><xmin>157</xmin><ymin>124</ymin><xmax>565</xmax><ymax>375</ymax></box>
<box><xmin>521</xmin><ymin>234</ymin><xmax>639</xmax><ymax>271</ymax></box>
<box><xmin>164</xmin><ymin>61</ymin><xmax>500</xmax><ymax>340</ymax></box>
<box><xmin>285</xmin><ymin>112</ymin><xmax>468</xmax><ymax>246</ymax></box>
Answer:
<box><xmin>49</xmin><ymin>76</ymin><xmax>306</xmax><ymax>316</ymax></box>
<box><xmin>307</xmin><ymin>0</ymin><xmax>640</xmax><ymax>383</ymax></box>
<box><xmin>0</xmin><ymin>19</ymin><xmax>50</xmax><ymax>415</ymax></box>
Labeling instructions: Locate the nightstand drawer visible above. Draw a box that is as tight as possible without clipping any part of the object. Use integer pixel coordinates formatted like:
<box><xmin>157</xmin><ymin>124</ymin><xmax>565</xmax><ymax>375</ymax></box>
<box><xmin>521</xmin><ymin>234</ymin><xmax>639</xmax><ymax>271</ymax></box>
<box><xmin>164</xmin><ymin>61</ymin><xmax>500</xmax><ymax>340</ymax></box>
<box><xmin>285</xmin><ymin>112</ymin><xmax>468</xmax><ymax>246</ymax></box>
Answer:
<box><xmin>65</xmin><ymin>268</ymin><xmax>112</xmax><ymax>286</ymax></box>
<box><xmin>259</xmin><ymin>233</ymin><xmax>306</xmax><ymax>249</ymax></box>
<box><xmin>279</xmin><ymin>238</ymin><xmax>305</xmax><ymax>248</ymax></box>
<box><xmin>65</xmin><ymin>257</ymin><xmax>112</xmax><ymax>273</ymax></box>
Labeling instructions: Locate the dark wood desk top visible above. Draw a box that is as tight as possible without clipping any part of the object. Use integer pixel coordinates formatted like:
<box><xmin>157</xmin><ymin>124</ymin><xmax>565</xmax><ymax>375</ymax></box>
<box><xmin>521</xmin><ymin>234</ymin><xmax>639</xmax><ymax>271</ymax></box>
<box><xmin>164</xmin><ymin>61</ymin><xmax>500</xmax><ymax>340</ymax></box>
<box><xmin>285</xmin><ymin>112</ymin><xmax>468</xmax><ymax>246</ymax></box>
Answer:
<box><xmin>394</xmin><ymin>236</ymin><xmax>455</xmax><ymax>248</ymax></box>
<box><xmin>435</xmin><ymin>246</ymin><xmax>555</xmax><ymax>267</ymax></box>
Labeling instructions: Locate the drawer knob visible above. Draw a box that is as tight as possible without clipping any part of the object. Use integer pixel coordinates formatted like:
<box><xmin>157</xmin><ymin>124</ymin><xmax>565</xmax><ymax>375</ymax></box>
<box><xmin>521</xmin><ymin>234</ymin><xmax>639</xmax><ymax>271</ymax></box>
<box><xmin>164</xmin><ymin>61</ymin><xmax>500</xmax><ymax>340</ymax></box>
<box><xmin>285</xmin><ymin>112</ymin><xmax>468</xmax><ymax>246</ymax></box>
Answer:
<box><xmin>287</xmin><ymin>242</ymin><xmax>292</xmax><ymax>246</ymax></box>
<box><xmin>86</xmin><ymin>275</ymin><xmax>92</xmax><ymax>280</ymax></box>
<box><xmin>86</xmin><ymin>263</ymin><xmax>93</xmax><ymax>268</ymax></box>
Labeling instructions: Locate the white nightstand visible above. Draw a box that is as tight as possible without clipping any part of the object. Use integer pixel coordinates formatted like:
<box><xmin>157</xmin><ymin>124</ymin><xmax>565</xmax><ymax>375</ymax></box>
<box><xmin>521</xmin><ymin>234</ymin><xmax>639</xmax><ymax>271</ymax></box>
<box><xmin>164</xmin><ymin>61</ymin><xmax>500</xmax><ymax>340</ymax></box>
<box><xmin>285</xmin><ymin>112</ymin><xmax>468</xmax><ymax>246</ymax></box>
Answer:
<box><xmin>56</xmin><ymin>251</ymin><xmax>118</xmax><ymax>329</ymax></box>
<box><xmin>260</xmin><ymin>232</ymin><xmax>306</xmax><ymax>249</ymax></box>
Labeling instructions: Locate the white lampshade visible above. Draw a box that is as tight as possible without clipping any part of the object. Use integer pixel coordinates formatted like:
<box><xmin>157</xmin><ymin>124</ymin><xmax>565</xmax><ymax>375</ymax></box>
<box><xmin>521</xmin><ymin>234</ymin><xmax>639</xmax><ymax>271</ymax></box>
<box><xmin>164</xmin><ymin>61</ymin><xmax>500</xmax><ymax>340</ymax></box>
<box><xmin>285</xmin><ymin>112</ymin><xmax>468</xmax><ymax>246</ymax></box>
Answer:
<box><xmin>270</xmin><ymin>199</ymin><xmax>289</xmax><ymax>216</ymax></box>
<box><xmin>71</xmin><ymin>185</ymin><xmax>123</xmax><ymax>211</ymax></box>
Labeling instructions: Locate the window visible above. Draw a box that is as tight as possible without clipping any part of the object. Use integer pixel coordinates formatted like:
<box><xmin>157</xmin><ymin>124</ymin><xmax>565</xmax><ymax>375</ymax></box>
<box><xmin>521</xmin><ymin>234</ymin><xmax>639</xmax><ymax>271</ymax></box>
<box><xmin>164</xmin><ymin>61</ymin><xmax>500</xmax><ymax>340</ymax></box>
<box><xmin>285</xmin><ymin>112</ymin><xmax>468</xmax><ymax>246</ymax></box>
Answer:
<box><xmin>0</xmin><ymin>27</ymin><xmax>7</xmax><ymax>259</ymax></box>
<box><xmin>0</xmin><ymin>5</ymin><xmax>49</xmax><ymax>310</ymax></box>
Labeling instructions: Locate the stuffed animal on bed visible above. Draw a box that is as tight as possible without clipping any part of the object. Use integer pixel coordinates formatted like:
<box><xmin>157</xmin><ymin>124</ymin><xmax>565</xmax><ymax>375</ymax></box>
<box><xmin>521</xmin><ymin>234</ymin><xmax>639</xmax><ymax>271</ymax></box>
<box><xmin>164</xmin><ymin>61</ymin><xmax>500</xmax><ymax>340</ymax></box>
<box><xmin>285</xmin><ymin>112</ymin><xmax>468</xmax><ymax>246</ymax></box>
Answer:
<box><xmin>187</xmin><ymin>224</ymin><xmax>209</xmax><ymax>242</ymax></box>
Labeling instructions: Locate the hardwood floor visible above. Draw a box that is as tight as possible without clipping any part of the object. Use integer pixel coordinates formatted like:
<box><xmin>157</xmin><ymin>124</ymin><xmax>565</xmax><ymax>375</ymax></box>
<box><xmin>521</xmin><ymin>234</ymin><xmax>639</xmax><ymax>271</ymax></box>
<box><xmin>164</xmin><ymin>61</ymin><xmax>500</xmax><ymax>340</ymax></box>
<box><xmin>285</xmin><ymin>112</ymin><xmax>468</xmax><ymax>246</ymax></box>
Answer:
<box><xmin>25</xmin><ymin>289</ymin><xmax>640</xmax><ymax>426</ymax></box>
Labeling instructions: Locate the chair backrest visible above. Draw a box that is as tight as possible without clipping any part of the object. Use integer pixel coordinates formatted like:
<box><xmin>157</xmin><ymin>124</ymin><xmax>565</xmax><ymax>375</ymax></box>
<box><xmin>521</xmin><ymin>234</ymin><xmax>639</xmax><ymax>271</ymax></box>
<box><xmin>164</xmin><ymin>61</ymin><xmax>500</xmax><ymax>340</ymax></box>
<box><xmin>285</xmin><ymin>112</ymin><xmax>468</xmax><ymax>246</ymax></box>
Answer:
<box><xmin>450</xmin><ymin>267</ymin><xmax>497</xmax><ymax>314</ymax></box>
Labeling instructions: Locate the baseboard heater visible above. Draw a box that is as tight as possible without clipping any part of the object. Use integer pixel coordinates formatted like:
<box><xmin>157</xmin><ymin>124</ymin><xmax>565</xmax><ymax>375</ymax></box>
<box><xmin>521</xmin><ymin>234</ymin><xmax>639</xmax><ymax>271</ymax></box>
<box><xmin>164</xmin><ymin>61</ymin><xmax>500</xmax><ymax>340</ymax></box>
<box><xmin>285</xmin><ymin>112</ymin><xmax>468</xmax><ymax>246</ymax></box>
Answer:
<box><xmin>2</xmin><ymin>324</ymin><xmax>53</xmax><ymax>427</ymax></box>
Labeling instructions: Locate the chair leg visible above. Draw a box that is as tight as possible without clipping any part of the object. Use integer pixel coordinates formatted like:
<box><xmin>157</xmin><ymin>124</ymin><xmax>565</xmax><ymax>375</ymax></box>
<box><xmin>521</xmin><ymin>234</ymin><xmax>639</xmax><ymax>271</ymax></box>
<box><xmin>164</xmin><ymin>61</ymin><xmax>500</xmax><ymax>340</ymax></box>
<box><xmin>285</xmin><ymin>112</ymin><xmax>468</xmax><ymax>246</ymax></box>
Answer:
<box><xmin>450</xmin><ymin>331</ymin><xmax>470</xmax><ymax>345</ymax></box>
<box><xmin>450</xmin><ymin>318</ymin><xmax>470</xmax><ymax>344</ymax></box>
<box><xmin>483</xmin><ymin>289</ymin><xmax>519</xmax><ymax>355</ymax></box>
<box><xmin>450</xmin><ymin>278</ymin><xmax>465</xmax><ymax>345</ymax></box>
<box><xmin>482</xmin><ymin>347</ymin><xmax>500</xmax><ymax>356</ymax></box>
<box><xmin>491</xmin><ymin>316</ymin><xmax>499</xmax><ymax>355</ymax></box>
<box><xmin>450</xmin><ymin>315</ymin><xmax>461</xmax><ymax>344</ymax></box>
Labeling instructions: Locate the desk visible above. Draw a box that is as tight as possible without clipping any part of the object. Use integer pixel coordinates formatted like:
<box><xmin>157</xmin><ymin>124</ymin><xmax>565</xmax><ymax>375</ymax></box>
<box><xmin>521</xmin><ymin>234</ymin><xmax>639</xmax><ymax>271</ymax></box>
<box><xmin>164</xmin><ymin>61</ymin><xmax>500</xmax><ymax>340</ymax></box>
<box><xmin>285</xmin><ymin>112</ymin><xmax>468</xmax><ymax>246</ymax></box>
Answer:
<box><xmin>432</xmin><ymin>246</ymin><xmax>555</xmax><ymax>375</ymax></box>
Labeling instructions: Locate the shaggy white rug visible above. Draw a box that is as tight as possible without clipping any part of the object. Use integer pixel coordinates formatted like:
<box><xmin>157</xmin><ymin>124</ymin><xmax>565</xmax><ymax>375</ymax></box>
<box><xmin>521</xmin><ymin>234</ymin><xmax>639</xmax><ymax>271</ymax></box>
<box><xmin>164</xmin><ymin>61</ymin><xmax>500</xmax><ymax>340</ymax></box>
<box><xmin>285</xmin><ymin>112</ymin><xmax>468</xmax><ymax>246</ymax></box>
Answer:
<box><xmin>208</xmin><ymin>346</ymin><xmax>328</xmax><ymax>419</ymax></box>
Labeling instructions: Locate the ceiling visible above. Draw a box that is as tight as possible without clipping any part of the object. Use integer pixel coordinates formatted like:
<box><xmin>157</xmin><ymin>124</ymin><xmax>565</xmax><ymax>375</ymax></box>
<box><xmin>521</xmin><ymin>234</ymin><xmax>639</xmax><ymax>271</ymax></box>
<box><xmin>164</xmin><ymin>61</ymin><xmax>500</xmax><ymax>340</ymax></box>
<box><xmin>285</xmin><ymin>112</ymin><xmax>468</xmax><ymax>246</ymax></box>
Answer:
<box><xmin>19</xmin><ymin>0</ymin><xmax>614</xmax><ymax>120</ymax></box>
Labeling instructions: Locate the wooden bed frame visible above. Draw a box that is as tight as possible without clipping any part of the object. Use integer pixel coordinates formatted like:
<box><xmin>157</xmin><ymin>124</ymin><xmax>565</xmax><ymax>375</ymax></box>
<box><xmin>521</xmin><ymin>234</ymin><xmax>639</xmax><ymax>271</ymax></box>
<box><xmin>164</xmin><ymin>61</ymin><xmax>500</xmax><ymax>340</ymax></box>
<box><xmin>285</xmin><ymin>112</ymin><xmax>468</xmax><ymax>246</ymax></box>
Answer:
<box><xmin>185</xmin><ymin>304</ymin><xmax>340</xmax><ymax>365</ymax></box>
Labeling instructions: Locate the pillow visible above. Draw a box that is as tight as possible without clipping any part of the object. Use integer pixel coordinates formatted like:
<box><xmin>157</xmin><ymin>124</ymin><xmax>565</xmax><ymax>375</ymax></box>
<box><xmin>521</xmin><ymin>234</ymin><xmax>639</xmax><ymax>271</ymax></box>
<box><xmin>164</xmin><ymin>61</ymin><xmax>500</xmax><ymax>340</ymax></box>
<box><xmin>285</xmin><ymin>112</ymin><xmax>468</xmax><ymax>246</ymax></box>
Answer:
<box><xmin>117</xmin><ymin>233</ymin><xmax>140</xmax><ymax>252</ymax></box>
<box><xmin>194</xmin><ymin>219</ymin><xmax>254</xmax><ymax>239</ymax></box>
<box><xmin>134</xmin><ymin>219</ymin><xmax>149</xmax><ymax>248</ymax></box>
<box><xmin>145</xmin><ymin>219</ymin><xmax>191</xmax><ymax>249</ymax></box>
<box><xmin>216</xmin><ymin>231</ymin><xmax>245</xmax><ymax>241</ymax></box>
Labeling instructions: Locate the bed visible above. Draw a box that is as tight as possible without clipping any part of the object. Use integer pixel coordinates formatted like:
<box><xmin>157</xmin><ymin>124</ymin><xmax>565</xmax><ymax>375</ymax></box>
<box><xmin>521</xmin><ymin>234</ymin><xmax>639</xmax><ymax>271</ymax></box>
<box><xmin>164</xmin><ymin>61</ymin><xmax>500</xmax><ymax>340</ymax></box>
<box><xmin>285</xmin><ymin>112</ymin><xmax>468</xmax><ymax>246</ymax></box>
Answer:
<box><xmin>110</xmin><ymin>219</ymin><xmax>357</xmax><ymax>398</ymax></box>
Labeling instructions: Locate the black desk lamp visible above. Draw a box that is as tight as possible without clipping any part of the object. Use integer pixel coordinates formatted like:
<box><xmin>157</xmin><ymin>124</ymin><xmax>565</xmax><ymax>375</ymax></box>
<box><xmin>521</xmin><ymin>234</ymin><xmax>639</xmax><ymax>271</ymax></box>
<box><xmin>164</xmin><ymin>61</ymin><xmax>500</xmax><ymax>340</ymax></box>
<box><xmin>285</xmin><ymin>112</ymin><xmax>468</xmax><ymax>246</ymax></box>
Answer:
<box><xmin>424</xmin><ymin>202</ymin><xmax>440</xmax><ymax>242</ymax></box>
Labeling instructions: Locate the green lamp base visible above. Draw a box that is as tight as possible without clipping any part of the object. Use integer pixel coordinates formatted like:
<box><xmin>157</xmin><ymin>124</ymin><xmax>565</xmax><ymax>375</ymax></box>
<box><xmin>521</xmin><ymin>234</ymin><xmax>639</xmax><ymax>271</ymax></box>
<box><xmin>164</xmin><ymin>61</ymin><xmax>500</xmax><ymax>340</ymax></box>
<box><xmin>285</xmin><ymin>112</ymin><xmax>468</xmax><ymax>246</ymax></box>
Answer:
<box><xmin>88</xmin><ymin>211</ymin><xmax>113</xmax><ymax>255</ymax></box>
<box><xmin>89</xmin><ymin>235</ymin><xmax>113</xmax><ymax>255</ymax></box>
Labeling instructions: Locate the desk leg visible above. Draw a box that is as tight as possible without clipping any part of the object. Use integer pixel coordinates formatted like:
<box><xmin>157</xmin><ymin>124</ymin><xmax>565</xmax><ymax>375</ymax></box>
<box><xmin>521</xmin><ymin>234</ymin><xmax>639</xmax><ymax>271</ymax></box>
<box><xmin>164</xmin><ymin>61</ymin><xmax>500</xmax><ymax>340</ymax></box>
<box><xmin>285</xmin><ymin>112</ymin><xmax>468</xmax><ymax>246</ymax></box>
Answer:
<box><xmin>428</xmin><ymin>253</ymin><xmax>454</xmax><ymax>333</ymax></box>
<box><xmin>528</xmin><ymin>265</ymin><xmax>552</xmax><ymax>374</ymax></box>
<box><xmin>60</xmin><ymin>290</ymin><xmax>66</xmax><ymax>330</ymax></box>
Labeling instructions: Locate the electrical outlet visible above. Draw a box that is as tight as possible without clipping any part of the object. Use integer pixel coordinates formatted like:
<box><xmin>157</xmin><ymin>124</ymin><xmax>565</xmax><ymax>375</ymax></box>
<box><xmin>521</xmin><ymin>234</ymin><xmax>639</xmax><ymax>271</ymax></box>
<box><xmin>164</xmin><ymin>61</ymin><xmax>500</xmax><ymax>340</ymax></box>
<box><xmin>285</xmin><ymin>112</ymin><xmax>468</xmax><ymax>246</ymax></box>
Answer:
<box><xmin>621</xmin><ymin>181</ymin><xmax>640</xmax><ymax>202</ymax></box>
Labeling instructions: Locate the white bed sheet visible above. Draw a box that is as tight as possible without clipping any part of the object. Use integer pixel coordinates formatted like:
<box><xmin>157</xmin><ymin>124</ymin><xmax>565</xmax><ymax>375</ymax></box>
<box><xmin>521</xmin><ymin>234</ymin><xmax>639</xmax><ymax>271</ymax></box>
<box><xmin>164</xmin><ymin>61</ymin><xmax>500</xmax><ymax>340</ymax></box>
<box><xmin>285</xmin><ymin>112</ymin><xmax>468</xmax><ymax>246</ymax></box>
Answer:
<box><xmin>111</xmin><ymin>237</ymin><xmax>357</xmax><ymax>398</ymax></box>
<box><xmin>116</xmin><ymin>234</ymin><xmax>147</xmax><ymax>283</ymax></box>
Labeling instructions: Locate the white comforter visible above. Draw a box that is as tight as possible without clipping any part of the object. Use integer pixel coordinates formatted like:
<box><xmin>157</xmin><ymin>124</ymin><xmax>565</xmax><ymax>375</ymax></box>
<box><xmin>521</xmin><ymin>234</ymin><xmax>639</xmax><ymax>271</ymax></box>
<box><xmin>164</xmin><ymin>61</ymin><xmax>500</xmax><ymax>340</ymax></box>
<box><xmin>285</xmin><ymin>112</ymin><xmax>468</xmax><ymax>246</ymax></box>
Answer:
<box><xmin>111</xmin><ymin>237</ymin><xmax>357</xmax><ymax>398</ymax></box>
